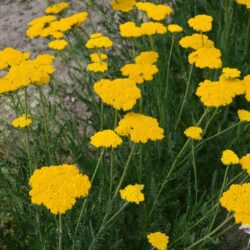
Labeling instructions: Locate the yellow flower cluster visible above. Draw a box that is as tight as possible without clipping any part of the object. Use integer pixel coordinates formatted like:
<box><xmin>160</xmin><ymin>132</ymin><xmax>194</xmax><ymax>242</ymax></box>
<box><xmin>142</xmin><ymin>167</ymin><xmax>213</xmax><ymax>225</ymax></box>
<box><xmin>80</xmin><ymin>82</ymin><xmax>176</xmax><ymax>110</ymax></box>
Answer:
<box><xmin>94</xmin><ymin>78</ymin><xmax>141</xmax><ymax>111</ymax></box>
<box><xmin>0</xmin><ymin>47</ymin><xmax>30</xmax><ymax>70</ymax></box>
<box><xmin>112</xmin><ymin>0</ymin><xmax>136</xmax><ymax>12</ymax></box>
<box><xmin>0</xmin><ymin>53</ymin><xmax>55</xmax><ymax>94</ymax></box>
<box><xmin>87</xmin><ymin>53</ymin><xmax>108</xmax><ymax>72</ymax></box>
<box><xmin>184</xmin><ymin>126</ymin><xmax>203</xmax><ymax>140</ymax></box>
<box><xmin>29</xmin><ymin>164</ymin><xmax>91</xmax><ymax>215</ymax></box>
<box><xmin>12</xmin><ymin>114</ymin><xmax>32</xmax><ymax>128</ymax></box>
<box><xmin>119</xmin><ymin>21</ymin><xmax>167</xmax><ymax>38</ymax></box>
<box><xmin>220</xmin><ymin>183</ymin><xmax>250</xmax><ymax>225</ymax></box>
<box><xmin>168</xmin><ymin>24</ymin><xmax>183</xmax><ymax>33</ymax></box>
<box><xmin>235</xmin><ymin>0</ymin><xmax>250</xmax><ymax>8</ymax></box>
<box><xmin>240</xmin><ymin>154</ymin><xmax>250</xmax><ymax>175</ymax></box>
<box><xmin>121</xmin><ymin>51</ymin><xmax>159</xmax><ymax>84</ymax></box>
<box><xmin>188</xmin><ymin>47</ymin><xmax>222</xmax><ymax>69</ymax></box>
<box><xmin>120</xmin><ymin>184</ymin><xmax>145</xmax><ymax>204</ymax></box>
<box><xmin>45</xmin><ymin>2</ymin><xmax>69</xmax><ymax>14</ymax></box>
<box><xmin>196</xmin><ymin>77</ymin><xmax>245</xmax><ymax>107</ymax></box>
<box><xmin>147</xmin><ymin>232</ymin><xmax>169</xmax><ymax>250</ymax></box>
<box><xmin>136</xmin><ymin>2</ymin><xmax>173</xmax><ymax>21</ymax></box>
<box><xmin>221</xmin><ymin>150</ymin><xmax>239</xmax><ymax>165</ymax></box>
<box><xmin>27</xmin><ymin>12</ymin><xmax>88</xmax><ymax>39</ymax></box>
<box><xmin>179</xmin><ymin>33</ymin><xmax>214</xmax><ymax>50</ymax></box>
<box><xmin>90</xmin><ymin>130</ymin><xmax>123</xmax><ymax>148</ymax></box>
<box><xmin>48</xmin><ymin>39</ymin><xmax>68</xmax><ymax>50</ymax></box>
<box><xmin>188</xmin><ymin>14</ymin><xmax>213</xmax><ymax>32</ymax></box>
<box><xmin>243</xmin><ymin>75</ymin><xmax>250</xmax><ymax>101</ymax></box>
<box><xmin>115</xmin><ymin>112</ymin><xmax>164</xmax><ymax>143</ymax></box>
<box><xmin>221</xmin><ymin>67</ymin><xmax>241</xmax><ymax>79</ymax></box>
<box><xmin>85</xmin><ymin>33</ymin><xmax>113</xmax><ymax>49</ymax></box>
<box><xmin>238</xmin><ymin>109</ymin><xmax>250</xmax><ymax>122</ymax></box>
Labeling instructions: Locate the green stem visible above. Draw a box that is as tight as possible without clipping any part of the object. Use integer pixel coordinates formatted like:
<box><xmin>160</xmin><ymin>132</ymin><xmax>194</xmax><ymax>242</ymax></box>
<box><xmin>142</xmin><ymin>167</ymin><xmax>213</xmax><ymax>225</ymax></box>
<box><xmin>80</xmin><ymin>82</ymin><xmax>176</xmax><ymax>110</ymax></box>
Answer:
<box><xmin>58</xmin><ymin>215</ymin><xmax>63</xmax><ymax>250</ymax></box>
<box><xmin>164</xmin><ymin>34</ymin><xmax>175</xmax><ymax>99</ymax></box>
<box><xmin>175</xmin><ymin>64</ymin><xmax>194</xmax><ymax>129</ymax></box>
<box><xmin>191</xmin><ymin>141</ymin><xmax>198</xmax><ymax>203</ymax></box>
<box><xmin>243</xmin><ymin>11</ymin><xmax>250</xmax><ymax>59</ymax></box>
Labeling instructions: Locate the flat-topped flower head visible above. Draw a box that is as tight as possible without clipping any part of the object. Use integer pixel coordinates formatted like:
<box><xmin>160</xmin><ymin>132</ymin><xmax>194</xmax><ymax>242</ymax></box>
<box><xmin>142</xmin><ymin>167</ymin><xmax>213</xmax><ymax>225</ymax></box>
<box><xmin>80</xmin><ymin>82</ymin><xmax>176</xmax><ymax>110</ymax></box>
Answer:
<box><xmin>240</xmin><ymin>154</ymin><xmax>250</xmax><ymax>175</ymax></box>
<box><xmin>45</xmin><ymin>2</ymin><xmax>70</xmax><ymax>14</ymax></box>
<box><xmin>196</xmin><ymin>78</ymin><xmax>245</xmax><ymax>107</ymax></box>
<box><xmin>29</xmin><ymin>164</ymin><xmax>91</xmax><ymax>215</ymax></box>
<box><xmin>168</xmin><ymin>24</ymin><xmax>183</xmax><ymax>33</ymax></box>
<box><xmin>90</xmin><ymin>130</ymin><xmax>122</xmax><ymax>148</ymax></box>
<box><xmin>12</xmin><ymin>114</ymin><xmax>32</xmax><ymax>128</ymax></box>
<box><xmin>188</xmin><ymin>47</ymin><xmax>222</xmax><ymax>69</ymax></box>
<box><xmin>85</xmin><ymin>33</ymin><xmax>113</xmax><ymax>49</ymax></box>
<box><xmin>235</xmin><ymin>0</ymin><xmax>250</xmax><ymax>8</ymax></box>
<box><xmin>112</xmin><ymin>0</ymin><xmax>136</xmax><ymax>12</ymax></box>
<box><xmin>179</xmin><ymin>33</ymin><xmax>214</xmax><ymax>50</ymax></box>
<box><xmin>147</xmin><ymin>232</ymin><xmax>169</xmax><ymax>250</ymax></box>
<box><xmin>115</xmin><ymin>112</ymin><xmax>164</xmax><ymax>143</ymax></box>
<box><xmin>90</xmin><ymin>53</ymin><xmax>108</xmax><ymax>63</ymax></box>
<box><xmin>221</xmin><ymin>150</ymin><xmax>239</xmax><ymax>165</ymax></box>
<box><xmin>48</xmin><ymin>39</ymin><xmax>68</xmax><ymax>50</ymax></box>
<box><xmin>220</xmin><ymin>183</ymin><xmax>250</xmax><ymax>225</ymax></box>
<box><xmin>94</xmin><ymin>79</ymin><xmax>141</xmax><ymax>111</ymax></box>
<box><xmin>136</xmin><ymin>2</ymin><xmax>173</xmax><ymax>21</ymax></box>
<box><xmin>120</xmin><ymin>184</ymin><xmax>144</xmax><ymax>204</ymax></box>
<box><xmin>87</xmin><ymin>53</ymin><xmax>108</xmax><ymax>72</ymax></box>
<box><xmin>141</xmin><ymin>22</ymin><xmax>167</xmax><ymax>35</ymax></box>
<box><xmin>119</xmin><ymin>22</ymin><xmax>143</xmax><ymax>37</ymax></box>
<box><xmin>0</xmin><ymin>48</ymin><xmax>30</xmax><ymax>70</ymax></box>
<box><xmin>184</xmin><ymin>126</ymin><xmax>203</xmax><ymax>140</ymax></box>
<box><xmin>188</xmin><ymin>14</ymin><xmax>213</xmax><ymax>32</ymax></box>
<box><xmin>135</xmin><ymin>51</ymin><xmax>159</xmax><ymax>64</ymax></box>
<box><xmin>238</xmin><ymin>110</ymin><xmax>250</xmax><ymax>122</ymax></box>
<box><xmin>220</xmin><ymin>68</ymin><xmax>241</xmax><ymax>79</ymax></box>
<box><xmin>243</xmin><ymin>75</ymin><xmax>250</xmax><ymax>101</ymax></box>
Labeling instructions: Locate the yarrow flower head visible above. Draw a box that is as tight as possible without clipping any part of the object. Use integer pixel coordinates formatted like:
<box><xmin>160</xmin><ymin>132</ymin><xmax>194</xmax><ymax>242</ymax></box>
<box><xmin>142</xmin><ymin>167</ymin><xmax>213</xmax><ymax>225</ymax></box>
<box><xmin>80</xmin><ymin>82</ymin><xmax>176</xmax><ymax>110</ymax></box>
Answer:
<box><xmin>243</xmin><ymin>75</ymin><xmax>250</xmax><ymax>101</ymax></box>
<box><xmin>85</xmin><ymin>33</ymin><xmax>113</xmax><ymax>49</ymax></box>
<box><xmin>112</xmin><ymin>0</ymin><xmax>136</xmax><ymax>12</ymax></box>
<box><xmin>136</xmin><ymin>2</ymin><xmax>173</xmax><ymax>21</ymax></box>
<box><xmin>90</xmin><ymin>130</ymin><xmax>122</xmax><ymax>148</ymax></box>
<box><xmin>94</xmin><ymin>79</ymin><xmax>141</xmax><ymax>111</ymax></box>
<box><xmin>87</xmin><ymin>53</ymin><xmax>108</xmax><ymax>73</ymax></box>
<box><xmin>188</xmin><ymin>14</ymin><xmax>213</xmax><ymax>32</ymax></box>
<box><xmin>48</xmin><ymin>39</ymin><xmax>68</xmax><ymax>50</ymax></box>
<box><xmin>220</xmin><ymin>68</ymin><xmax>241</xmax><ymax>79</ymax></box>
<box><xmin>12</xmin><ymin>114</ymin><xmax>32</xmax><ymax>128</ymax></box>
<box><xmin>240</xmin><ymin>154</ymin><xmax>250</xmax><ymax>175</ymax></box>
<box><xmin>168</xmin><ymin>24</ymin><xmax>183</xmax><ymax>33</ymax></box>
<box><xmin>188</xmin><ymin>47</ymin><xmax>222</xmax><ymax>69</ymax></box>
<box><xmin>135</xmin><ymin>51</ymin><xmax>159</xmax><ymax>65</ymax></box>
<box><xmin>115</xmin><ymin>112</ymin><xmax>164</xmax><ymax>143</ymax></box>
<box><xmin>184</xmin><ymin>126</ymin><xmax>203</xmax><ymax>140</ymax></box>
<box><xmin>238</xmin><ymin>109</ymin><xmax>250</xmax><ymax>122</ymax></box>
<box><xmin>221</xmin><ymin>150</ymin><xmax>239</xmax><ymax>165</ymax></box>
<box><xmin>220</xmin><ymin>183</ymin><xmax>250</xmax><ymax>225</ymax></box>
<box><xmin>235</xmin><ymin>0</ymin><xmax>250</xmax><ymax>9</ymax></box>
<box><xmin>45</xmin><ymin>2</ymin><xmax>69</xmax><ymax>14</ymax></box>
<box><xmin>29</xmin><ymin>164</ymin><xmax>91</xmax><ymax>215</ymax></box>
<box><xmin>120</xmin><ymin>184</ymin><xmax>144</xmax><ymax>204</ymax></box>
<box><xmin>147</xmin><ymin>232</ymin><xmax>169</xmax><ymax>250</ymax></box>
<box><xmin>179</xmin><ymin>33</ymin><xmax>214</xmax><ymax>50</ymax></box>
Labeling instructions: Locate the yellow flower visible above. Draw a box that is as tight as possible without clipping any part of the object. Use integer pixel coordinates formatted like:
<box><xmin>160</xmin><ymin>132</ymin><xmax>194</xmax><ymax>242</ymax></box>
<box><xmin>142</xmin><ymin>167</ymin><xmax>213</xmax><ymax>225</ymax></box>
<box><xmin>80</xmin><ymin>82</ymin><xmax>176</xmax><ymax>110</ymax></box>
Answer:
<box><xmin>221</xmin><ymin>150</ymin><xmax>239</xmax><ymax>165</ymax></box>
<box><xmin>119</xmin><ymin>22</ymin><xmax>143</xmax><ymax>37</ymax></box>
<box><xmin>29</xmin><ymin>164</ymin><xmax>91</xmax><ymax>215</ymax></box>
<box><xmin>188</xmin><ymin>14</ymin><xmax>213</xmax><ymax>32</ymax></box>
<box><xmin>235</xmin><ymin>0</ymin><xmax>250</xmax><ymax>8</ymax></box>
<box><xmin>112</xmin><ymin>0</ymin><xmax>136</xmax><ymax>12</ymax></box>
<box><xmin>115</xmin><ymin>112</ymin><xmax>164</xmax><ymax>143</ymax></box>
<box><xmin>45</xmin><ymin>2</ymin><xmax>69</xmax><ymax>14</ymax></box>
<box><xmin>85</xmin><ymin>33</ymin><xmax>113</xmax><ymax>49</ymax></box>
<box><xmin>179</xmin><ymin>33</ymin><xmax>214</xmax><ymax>50</ymax></box>
<box><xmin>184</xmin><ymin>126</ymin><xmax>203</xmax><ymax>140</ymax></box>
<box><xmin>196</xmin><ymin>78</ymin><xmax>245</xmax><ymax>107</ymax></box>
<box><xmin>220</xmin><ymin>68</ymin><xmax>241</xmax><ymax>79</ymax></box>
<box><xmin>168</xmin><ymin>24</ymin><xmax>183</xmax><ymax>33</ymax></box>
<box><xmin>90</xmin><ymin>130</ymin><xmax>122</xmax><ymax>148</ymax></box>
<box><xmin>0</xmin><ymin>47</ymin><xmax>30</xmax><ymax>70</ymax></box>
<box><xmin>120</xmin><ymin>184</ymin><xmax>144</xmax><ymax>204</ymax></box>
<box><xmin>12</xmin><ymin>114</ymin><xmax>32</xmax><ymax>128</ymax></box>
<box><xmin>141</xmin><ymin>22</ymin><xmax>167</xmax><ymax>36</ymax></box>
<box><xmin>136</xmin><ymin>2</ymin><xmax>173</xmax><ymax>21</ymax></box>
<box><xmin>240</xmin><ymin>154</ymin><xmax>250</xmax><ymax>175</ymax></box>
<box><xmin>238</xmin><ymin>109</ymin><xmax>250</xmax><ymax>122</ymax></box>
<box><xmin>87</xmin><ymin>62</ymin><xmax>108</xmax><ymax>72</ymax></box>
<box><xmin>48</xmin><ymin>39</ymin><xmax>68</xmax><ymax>50</ymax></box>
<box><xmin>243</xmin><ymin>75</ymin><xmax>250</xmax><ymax>101</ymax></box>
<box><xmin>90</xmin><ymin>53</ymin><xmax>108</xmax><ymax>63</ymax></box>
<box><xmin>147</xmin><ymin>232</ymin><xmax>169</xmax><ymax>250</ymax></box>
<box><xmin>188</xmin><ymin>47</ymin><xmax>222</xmax><ymax>69</ymax></box>
<box><xmin>220</xmin><ymin>183</ymin><xmax>250</xmax><ymax>225</ymax></box>
<box><xmin>135</xmin><ymin>51</ymin><xmax>159</xmax><ymax>65</ymax></box>
<box><xmin>94</xmin><ymin>79</ymin><xmax>141</xmax><ymax>111</ymax></box>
